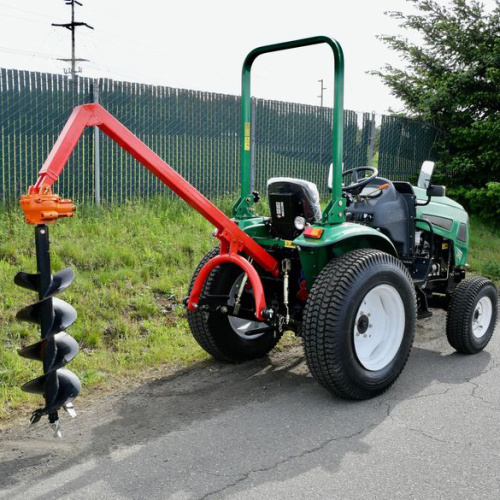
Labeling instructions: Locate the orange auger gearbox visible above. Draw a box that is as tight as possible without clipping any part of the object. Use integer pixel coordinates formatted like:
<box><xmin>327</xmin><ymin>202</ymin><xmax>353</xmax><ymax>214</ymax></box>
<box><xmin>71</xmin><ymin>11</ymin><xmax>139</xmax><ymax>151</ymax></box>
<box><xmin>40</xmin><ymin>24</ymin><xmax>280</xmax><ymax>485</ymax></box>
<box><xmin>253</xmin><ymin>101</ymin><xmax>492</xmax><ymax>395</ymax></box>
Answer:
<box><xmin>19</xmin><ymin>185</ymin><xmax>76</xmax><ymax>225</ymax></box>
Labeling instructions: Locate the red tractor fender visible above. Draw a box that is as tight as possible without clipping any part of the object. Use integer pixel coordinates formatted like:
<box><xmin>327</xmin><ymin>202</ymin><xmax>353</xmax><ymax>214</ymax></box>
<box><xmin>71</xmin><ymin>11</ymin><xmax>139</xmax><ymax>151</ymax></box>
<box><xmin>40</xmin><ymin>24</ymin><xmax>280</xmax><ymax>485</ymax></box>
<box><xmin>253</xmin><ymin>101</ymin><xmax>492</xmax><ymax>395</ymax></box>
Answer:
<box><xmin>188</xmin><ymin>253</ymin><xmax>268</xmax><ymax>321</ymax></box>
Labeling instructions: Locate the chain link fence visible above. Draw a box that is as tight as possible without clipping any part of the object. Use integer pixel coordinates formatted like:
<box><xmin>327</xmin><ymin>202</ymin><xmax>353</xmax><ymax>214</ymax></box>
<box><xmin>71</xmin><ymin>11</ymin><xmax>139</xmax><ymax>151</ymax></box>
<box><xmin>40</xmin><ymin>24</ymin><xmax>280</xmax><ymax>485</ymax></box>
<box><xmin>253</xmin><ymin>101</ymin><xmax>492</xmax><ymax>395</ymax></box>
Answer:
<box><xmin>252</xmin><ymin>101</ymin><xmax>378</xmax><ymax>194</ymax></box>
<box><xmin>98</xmin><ymin>79</ymin><xmax>241</xmax><ymax>202</ymax></box>
<box><xmin>378</xmin><ymin>114</ymin><xmax>441</xmax><ymax>183</ymax></box>
<box><xmin>0</xmin><ymin>69</ymin><xmax>440</xmax><ymax>204</ymax></box>
<box><xmin>0</xmin><ymin>69</ymin><xmax>94</xmax><ymax>203</ymax></box>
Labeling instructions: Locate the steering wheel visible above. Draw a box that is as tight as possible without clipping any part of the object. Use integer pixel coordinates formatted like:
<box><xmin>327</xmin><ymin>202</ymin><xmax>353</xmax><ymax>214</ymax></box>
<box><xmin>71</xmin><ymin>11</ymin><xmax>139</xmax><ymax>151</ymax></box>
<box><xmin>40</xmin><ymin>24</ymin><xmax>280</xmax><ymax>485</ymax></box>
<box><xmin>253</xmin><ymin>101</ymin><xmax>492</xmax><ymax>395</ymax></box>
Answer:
<box><xmin>342</xmin><ymin>166</ymin><xmax>379</xmax><ymax>195</ymax></box>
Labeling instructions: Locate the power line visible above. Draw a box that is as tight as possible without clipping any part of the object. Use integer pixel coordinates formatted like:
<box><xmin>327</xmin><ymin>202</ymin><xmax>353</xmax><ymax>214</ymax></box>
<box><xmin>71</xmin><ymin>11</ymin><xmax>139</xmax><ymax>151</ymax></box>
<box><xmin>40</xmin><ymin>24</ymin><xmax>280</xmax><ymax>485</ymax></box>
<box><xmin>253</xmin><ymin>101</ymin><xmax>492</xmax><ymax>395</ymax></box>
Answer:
<box><xmin>52</xmin><ymin>0</ymin><xmax>94</xmax><ymax>79</ymax></box>
<box><xmin>0</xmin><ymin>3</ymin><xmax>53</xmax><ymax>21</ymax></box>
<box><xmin>78</xmin><ymin>24</ymin><xmax>172</xmax><ymax>58</ymax></box>
<box><xmin>0</xmin><ymin>45</ymin><xmax>59</xmax><ymax>60</ymax></box>
<box><xmin>0</xmin><ymin>12</ymin><xmax>49</xmax><ymax>24</ymax></box>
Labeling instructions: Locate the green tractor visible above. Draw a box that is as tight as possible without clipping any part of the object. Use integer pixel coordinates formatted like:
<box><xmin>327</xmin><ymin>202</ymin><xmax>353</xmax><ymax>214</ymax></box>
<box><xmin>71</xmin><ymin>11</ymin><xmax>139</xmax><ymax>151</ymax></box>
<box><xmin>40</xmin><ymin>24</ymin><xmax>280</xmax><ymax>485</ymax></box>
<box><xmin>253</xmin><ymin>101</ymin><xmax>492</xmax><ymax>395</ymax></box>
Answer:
<box><xmin>186</xmin><ymin>36</ymin><xmax>498</xmax><ymax>399</ymax></box>
<box><xmin>16</xmin><ymin>37</ymin><xmax>499</xmax><ymax>434</ymax></box>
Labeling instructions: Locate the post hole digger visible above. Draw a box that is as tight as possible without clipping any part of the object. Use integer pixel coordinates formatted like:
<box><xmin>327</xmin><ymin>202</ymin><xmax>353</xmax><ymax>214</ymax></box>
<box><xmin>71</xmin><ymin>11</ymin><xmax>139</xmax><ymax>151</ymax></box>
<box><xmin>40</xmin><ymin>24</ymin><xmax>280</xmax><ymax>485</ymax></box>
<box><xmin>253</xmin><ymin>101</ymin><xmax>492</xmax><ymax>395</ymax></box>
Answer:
<box><xmin>15</xmin><ymin>36</ymin><xmax>498</xmax><ymax>436</ymax></box>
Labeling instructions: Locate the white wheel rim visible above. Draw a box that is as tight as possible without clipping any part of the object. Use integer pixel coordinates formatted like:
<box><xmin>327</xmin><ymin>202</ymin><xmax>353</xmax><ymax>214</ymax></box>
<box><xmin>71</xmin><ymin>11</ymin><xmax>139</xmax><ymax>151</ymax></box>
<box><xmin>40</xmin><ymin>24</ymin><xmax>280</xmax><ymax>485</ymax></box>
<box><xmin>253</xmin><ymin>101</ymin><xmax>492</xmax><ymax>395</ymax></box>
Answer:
<box><xmin>227</xmin><ymin>275</ymin><xmax>268</xmax><ymax>340</ymax></box>
<box><xmin>228</xmin><ymin>317</ymin><xmax>268</xmax><ymax>340</ymax></box>
<box><xmin>353</xmin><ymin>284</ymin><xmax>405</xmax><ymax>371</ymax></box>
<box><xmin>472</xmin><ymin>296</ymin><xmax>493</xmax><ymax>339</ymax></box>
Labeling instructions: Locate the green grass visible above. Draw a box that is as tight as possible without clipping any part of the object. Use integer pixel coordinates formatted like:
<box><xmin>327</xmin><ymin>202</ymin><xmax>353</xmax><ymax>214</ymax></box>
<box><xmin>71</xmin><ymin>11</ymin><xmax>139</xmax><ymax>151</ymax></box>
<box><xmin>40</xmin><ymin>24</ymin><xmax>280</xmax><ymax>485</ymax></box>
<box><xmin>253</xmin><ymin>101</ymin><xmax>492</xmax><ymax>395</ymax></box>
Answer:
<box><xmin>0</xmin><ymin>197</ymin><xmax>234</xmax><ymax>420</ymax></box>
<box><xmin>1</xmin><ymin>201</ymin><xmax>499</xmax><ymax>421</ymax></box>
<box><xmin>468</xmin><ymin>217</ymin><xmax>500</xmax><ymax>284</ymax></box>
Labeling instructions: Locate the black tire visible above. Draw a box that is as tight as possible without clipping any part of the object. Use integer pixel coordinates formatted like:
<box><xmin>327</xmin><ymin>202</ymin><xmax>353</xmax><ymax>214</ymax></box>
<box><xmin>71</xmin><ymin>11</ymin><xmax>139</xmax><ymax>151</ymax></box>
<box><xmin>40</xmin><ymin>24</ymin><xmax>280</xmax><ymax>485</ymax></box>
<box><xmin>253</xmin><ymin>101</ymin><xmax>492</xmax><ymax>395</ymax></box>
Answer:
<box><xmin>446</xmin><ymin>277</ymin><xmax>498</xmax><ymax>354</ymax></box>
<box><xmin>302</xmin><ymin>249</ymin><xmax>416</xmax><ymax>400</ymax></box>
<box><xmin>187</xmin><ymin>246</ymin><xmax>281</xmax><ymax>363</ymax></box>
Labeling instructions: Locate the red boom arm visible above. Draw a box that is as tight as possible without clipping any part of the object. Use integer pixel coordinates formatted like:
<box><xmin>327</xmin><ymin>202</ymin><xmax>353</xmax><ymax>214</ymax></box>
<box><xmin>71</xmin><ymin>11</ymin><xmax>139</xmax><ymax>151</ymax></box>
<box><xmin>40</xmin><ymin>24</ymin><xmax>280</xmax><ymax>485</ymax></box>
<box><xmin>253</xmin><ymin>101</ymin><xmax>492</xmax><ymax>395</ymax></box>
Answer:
<box><xmin>25</xmin><ymin>103</ymin><xmax>279</xmax><ymax>320</ymax></box>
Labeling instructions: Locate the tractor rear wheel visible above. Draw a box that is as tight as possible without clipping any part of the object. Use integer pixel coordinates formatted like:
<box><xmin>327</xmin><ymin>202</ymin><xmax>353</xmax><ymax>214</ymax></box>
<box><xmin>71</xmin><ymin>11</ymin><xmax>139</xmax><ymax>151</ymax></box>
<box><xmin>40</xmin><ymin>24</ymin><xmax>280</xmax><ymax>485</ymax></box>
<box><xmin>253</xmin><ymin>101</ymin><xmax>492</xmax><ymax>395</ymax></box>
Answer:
<box><xmin>302</xmin><ymin>249</ymin><xmax>416</xmax><ymax>400</ymax></box>
<box><xmin>446</xmin><ymin>277</ymin><xmax>498</xmax><ymax>354</ymax></box>
<box><xmin>187</xmin><ymin>246</ymin><xmax>281</xmax><ymax>363</ymax></box>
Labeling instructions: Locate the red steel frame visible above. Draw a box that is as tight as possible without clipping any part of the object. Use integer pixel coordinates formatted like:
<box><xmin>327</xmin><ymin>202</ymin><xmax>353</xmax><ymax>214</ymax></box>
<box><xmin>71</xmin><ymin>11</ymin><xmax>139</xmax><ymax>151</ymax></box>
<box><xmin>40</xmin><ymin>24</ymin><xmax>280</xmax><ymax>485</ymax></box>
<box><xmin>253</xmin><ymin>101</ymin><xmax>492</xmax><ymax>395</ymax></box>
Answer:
<box><xmin>29</xmin><ymin>103</ymin><xmax>279</xmax><ymax>320</ymax></box>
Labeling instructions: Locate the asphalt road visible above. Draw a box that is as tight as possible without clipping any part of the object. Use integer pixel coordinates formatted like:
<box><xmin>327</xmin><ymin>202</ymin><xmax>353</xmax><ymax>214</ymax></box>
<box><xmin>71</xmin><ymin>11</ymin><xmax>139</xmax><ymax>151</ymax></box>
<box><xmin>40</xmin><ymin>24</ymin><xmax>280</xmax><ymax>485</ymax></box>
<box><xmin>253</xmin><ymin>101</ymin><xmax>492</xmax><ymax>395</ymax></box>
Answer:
<box><xmin>1</xmin><ymin>309</ymin><xmax>499</xmax><ymax>500</ymax></box>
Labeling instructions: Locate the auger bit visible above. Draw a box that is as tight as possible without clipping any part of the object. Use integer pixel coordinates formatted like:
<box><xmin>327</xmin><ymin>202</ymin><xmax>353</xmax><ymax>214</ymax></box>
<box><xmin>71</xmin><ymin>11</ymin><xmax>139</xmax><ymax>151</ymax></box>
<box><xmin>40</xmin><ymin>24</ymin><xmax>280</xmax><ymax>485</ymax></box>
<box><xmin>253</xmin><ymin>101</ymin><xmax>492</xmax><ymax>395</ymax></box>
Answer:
<box><xmin>15</xmin><ymin>187</ymin><xmax>79</xmax><ymax>438</ymax></box>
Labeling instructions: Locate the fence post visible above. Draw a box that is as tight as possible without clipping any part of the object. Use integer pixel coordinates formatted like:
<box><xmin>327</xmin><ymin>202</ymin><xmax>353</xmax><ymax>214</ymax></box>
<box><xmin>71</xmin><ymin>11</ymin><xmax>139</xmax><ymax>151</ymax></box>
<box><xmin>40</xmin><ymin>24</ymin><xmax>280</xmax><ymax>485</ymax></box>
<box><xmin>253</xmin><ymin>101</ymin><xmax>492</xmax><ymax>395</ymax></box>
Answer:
<box><xmin>93</xmin><ymin>79</ymin><xmax>101</xmax><ymax>205</ymax></box>
<box><xmin>368</xmin><ymin>111</ymin><xmax>376</xmax><ymax>167</ymax></box>
<box><xmin>250</xmin><ymin>97</ymin><xmax>256</xmax><ymax>192</ymax></box>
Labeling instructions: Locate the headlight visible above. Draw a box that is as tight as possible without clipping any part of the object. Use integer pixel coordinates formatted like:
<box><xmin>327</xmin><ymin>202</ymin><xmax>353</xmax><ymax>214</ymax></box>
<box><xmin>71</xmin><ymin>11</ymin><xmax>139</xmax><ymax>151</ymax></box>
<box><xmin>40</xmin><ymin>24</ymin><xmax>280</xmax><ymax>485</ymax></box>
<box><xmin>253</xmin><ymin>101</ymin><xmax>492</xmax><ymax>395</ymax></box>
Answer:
<box><xmin>294</xmin><ymin>216</ymin><xmax>306</xmax><ymax>231</ymax></box>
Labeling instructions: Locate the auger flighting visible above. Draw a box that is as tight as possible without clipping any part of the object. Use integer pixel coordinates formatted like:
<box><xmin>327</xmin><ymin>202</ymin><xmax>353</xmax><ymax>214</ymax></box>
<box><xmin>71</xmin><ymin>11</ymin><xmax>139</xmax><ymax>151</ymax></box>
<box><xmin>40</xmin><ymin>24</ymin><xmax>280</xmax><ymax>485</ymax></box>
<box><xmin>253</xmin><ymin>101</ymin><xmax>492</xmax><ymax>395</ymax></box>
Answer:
<box><xmin>16</xmin><ymin>188</ymin><xmax>80</xmax><ymax>437</ymax></box>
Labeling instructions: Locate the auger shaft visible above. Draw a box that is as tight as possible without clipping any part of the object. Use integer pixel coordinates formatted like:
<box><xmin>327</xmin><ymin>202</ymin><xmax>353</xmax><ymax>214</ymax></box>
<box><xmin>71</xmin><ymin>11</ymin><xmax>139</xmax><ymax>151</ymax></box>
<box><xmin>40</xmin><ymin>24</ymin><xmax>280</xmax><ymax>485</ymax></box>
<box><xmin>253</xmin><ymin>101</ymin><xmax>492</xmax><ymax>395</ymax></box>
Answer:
<box><xmin>35</xmin><ymin>226</ymin><xmax>53</xmax><ymax>342</ymax></box>
<box><xmin>34</xmin><ymin>226</ymin><xmax>59</xmax><ymax>427</ymax></box>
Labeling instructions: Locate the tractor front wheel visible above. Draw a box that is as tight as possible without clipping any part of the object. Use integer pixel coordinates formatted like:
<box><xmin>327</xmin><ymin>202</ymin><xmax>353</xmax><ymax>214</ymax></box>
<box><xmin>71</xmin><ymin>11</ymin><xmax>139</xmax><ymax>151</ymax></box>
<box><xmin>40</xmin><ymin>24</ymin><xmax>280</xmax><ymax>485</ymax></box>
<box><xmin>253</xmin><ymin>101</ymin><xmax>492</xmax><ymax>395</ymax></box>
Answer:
<box><xmin>302</xmin><ymin>249</ymin><xmax>416</xmax><ymax>400</ymax></box>
<box><xmin>446</xmin><ymin>277</ymin><xmax>498</xmax><ymax>354</ymax></box>
<box><xmin>187</xmin><ymin>247</ymin><xmax>281</xmax><ymax>363</ymax></box>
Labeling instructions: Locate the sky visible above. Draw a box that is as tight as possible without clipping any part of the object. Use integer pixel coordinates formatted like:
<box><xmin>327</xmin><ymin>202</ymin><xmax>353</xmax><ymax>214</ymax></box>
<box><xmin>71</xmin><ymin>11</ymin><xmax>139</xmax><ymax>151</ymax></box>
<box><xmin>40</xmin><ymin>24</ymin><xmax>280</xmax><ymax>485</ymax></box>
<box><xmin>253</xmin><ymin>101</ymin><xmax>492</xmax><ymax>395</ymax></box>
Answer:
<box><xmin>0</xmin><ymin>0</ymin><xmax>497</xmax><ymax>115</ymax></box>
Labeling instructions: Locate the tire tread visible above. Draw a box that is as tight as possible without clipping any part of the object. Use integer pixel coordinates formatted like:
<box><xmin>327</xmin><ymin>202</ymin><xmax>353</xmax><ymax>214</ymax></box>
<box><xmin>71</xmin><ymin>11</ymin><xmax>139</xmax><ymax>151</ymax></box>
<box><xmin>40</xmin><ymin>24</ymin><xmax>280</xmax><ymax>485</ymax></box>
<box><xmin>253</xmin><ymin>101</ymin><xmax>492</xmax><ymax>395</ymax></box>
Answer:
<box><xmin>302</xmin><ymin>249</ymin><xmax>416</xmax><ymax>399</ymax></box>
<box><xmin>187</xmin><ymin>246</ymin><xmax>232</xmax><ymax>361</ymax></box>
<box><xmin>446</xmin><ymin>276</ymin><xmax>498</xmax><ymax>354</ymax></box>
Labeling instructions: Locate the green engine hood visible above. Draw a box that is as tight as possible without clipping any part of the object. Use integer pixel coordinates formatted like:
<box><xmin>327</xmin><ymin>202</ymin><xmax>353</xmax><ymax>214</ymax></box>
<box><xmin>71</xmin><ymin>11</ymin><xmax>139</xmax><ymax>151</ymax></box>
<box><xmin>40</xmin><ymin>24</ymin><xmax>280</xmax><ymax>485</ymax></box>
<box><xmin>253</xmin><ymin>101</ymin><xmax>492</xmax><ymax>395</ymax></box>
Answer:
<box><xmin>414</xmin><ymin>186</ymin><xmax>469</xmax><ymax>266</ymax></box>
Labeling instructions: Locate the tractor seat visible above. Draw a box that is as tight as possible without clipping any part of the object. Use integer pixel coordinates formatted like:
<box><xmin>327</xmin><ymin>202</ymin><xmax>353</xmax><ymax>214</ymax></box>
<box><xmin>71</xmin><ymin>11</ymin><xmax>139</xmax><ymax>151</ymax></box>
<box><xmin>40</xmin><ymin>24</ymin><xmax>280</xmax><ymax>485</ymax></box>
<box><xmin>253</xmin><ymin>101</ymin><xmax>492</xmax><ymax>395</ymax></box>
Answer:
<box><xmin>267</xmin><ymin>177</ymin><xmax>322</xmax><ymax>239</ymax></box>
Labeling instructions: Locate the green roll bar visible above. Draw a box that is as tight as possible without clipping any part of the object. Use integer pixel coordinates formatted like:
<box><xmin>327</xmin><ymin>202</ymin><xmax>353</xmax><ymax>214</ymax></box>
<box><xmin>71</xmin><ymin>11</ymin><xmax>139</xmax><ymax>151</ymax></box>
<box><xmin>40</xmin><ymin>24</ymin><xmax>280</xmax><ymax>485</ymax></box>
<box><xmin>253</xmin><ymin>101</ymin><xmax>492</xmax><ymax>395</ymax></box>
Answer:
<box><xmin>232</xmin><ymin>35</ymin><xmax>345</xmax><ymax>225</ymax></box>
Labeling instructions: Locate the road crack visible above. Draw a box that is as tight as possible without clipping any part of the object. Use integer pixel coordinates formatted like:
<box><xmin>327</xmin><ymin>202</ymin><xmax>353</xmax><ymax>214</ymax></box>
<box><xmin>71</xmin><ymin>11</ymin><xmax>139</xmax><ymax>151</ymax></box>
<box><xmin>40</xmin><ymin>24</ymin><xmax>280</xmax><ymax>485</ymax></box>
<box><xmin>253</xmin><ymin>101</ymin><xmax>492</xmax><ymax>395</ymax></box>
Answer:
<box><xmin>466</xmin><ymin>380</ymin><xmax>500</xmax><ymax>411</ymax></box>
<box><xmin>197</xmin><ymin>424</ymin><xmax>376</xmax><ymax>500</ymax></box>
<box><xmin>402</xmin><ymin>426</ymin><xmax>449</xmax><ymax>444</ymax></box>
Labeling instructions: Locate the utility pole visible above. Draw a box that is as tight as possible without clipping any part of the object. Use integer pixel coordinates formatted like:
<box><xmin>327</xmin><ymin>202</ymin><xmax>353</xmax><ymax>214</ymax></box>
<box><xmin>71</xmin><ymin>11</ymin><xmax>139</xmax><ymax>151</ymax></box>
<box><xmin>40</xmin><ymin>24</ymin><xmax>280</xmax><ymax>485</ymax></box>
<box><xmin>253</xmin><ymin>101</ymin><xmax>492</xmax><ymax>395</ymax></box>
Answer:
<box><xmin>52</xmin><ymin>0</ymin><xmax>94</xmax><ymax>79</ymax></box>
<box><xmin>318</xmin><ymin>79</ymin><xmax>326</xmax><ymax>107</ymax></box>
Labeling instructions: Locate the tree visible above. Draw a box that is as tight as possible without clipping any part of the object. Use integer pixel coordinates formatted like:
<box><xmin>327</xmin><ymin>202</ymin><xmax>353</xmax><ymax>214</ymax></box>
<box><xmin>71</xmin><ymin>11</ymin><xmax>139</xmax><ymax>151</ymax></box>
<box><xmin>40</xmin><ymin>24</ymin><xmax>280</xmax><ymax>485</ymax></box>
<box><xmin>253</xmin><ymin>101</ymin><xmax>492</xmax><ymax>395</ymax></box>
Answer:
<box><xmin>374</xmin><ymin>0</ymin><xmax>500</xmax><ymax>186</ymax></box>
